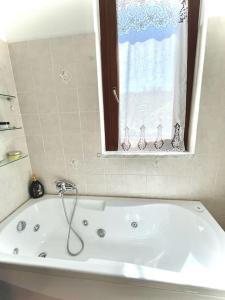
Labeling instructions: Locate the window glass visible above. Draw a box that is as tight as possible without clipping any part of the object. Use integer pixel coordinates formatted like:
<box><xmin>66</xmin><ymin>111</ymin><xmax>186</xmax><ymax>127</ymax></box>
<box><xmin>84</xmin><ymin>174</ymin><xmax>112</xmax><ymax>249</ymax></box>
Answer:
<box><xmin>117</xmin><ymin>0</ymin><xmax>188</xmax><ymax>152</ymax></box>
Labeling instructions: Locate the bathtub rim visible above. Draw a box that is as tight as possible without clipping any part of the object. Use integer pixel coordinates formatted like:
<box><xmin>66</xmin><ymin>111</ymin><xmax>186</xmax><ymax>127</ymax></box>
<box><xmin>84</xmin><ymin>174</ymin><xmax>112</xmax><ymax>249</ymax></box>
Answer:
<box><xmin>0</xmin><ymin>194</ymin><xmax>222</xmax><ymax>228</ymax></box>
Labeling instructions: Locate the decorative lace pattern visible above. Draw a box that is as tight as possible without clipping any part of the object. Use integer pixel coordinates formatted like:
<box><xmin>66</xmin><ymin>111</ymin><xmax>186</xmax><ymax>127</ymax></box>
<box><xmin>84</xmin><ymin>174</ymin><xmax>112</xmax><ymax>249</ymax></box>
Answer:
<box><xmin>171</xmin><ymin>123</ymin><xmax>182</xmax><ymax>149</ymax></box>
<box><xmin>117</xmin><ymin>0</ymin><xmax>188</xmax><ymax>43</ymax></box>
<box><xmin>120</xmin><ymin>123</ymin><xmax>185</xmax><ymax>152</ymax></box>
<box><xmin>137</xmin><ymin>125</ymin><xmax>147</xmax><ymax>150</ymax></box>
<box><xmin>179</xmin><ymin>0</ymin><xmax>188</xmax><ymax>23</ymax></box>
<box><xmin>154</xmin><ymin>124</ymin><xmax>164</xmax><ymax>150</ymax></box>
<box><xmin>121</xmin><ymin>127</ymin><xmax>131</xmax><ymax>151</ymax></box>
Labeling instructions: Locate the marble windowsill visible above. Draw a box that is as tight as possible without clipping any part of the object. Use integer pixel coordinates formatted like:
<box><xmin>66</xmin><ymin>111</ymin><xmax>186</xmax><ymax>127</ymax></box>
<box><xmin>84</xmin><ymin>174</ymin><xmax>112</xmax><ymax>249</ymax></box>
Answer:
<box><xmin>98</xmin><ymin>151</ymin><xmax>195</xmax><ymax>158</ymax></box>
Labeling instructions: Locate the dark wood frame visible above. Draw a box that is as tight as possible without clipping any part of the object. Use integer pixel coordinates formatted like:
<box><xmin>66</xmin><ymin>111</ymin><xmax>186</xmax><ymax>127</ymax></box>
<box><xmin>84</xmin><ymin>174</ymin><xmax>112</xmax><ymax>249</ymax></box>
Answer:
<box><xmin>99</xmin><ymin>0</ymin><xmax>200</xmax><ymax>151</ymax></box>
<box><xmin>184</xmin><ymin>0</ymin><xmax>201</xmax><ymax>146</ymax></box>
<box><xmin>99</xmin><ymin>0</ymin><xmax>119</xmax><ymax>151</ymax></box>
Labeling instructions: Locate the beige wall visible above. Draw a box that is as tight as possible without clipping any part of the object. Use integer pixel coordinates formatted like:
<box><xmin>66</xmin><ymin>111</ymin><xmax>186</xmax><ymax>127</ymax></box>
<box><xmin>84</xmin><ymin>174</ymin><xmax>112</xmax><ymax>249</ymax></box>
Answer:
<box><xmin>8</xmin><ymin>16</ymin><xmax>225</xmax><ymax>228</ymax></box>
<box><xmin>0</xmin><ymin>39</ymin><xmax>31</xmax><ymax>221</ymax></box>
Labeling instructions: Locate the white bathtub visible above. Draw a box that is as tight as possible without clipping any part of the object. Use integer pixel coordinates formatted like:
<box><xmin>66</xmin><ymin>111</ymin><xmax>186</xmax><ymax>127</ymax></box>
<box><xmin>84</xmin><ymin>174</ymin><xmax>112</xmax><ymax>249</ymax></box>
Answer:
<box><xmin>0</xmin><ymin>195</ymin><xmax>225</xmax><ymax>299</ymax></box>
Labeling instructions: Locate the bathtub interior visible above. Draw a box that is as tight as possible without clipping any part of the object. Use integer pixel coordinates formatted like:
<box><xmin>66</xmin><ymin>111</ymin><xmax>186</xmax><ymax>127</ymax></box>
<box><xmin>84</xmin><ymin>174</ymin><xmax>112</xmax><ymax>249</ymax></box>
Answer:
<box><xmin>0</xmin><ymin>196</ymin><xmax>224</xmax><ymax>275</ymax></box>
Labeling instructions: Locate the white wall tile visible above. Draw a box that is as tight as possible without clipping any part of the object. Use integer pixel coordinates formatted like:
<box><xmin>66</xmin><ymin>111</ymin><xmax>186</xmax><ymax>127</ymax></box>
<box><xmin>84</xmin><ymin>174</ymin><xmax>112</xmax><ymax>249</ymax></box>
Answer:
<box><xmin>32</xmin><ymin>57</ymin><xmax>54</xmax><ymax>91</ymax></box>
<box><xmin>104</xmin><ymin>159</ymin><xmax>126</xmax><ymax>175</ymax></box>
<box><xmin>105</xmin><ymin>174</ymin><xmax>127</xmax><ymax>196</ymax></box>
<box><xmin>86</xmin><ymin>174</ymin><xmax>106</xmax><ymax>195</ymax></box>
<box><xmin>76</xmin><ymin>59</ymin><xmax>98</xmax><ymax>87</ymax></box>
<box><xmin>53</xmin><ymin>61</ymin><xmax>78</xmax><ymax>89</ymax></box>
<box><xmin>28</xmin><ymin>39</ymin><xmax>51</xmax><ymax>61</ymax></box>
<box><xmin>43</xmin><ymin>135</ymin><xmax>64</xmax><ymax>155</ymax></box>
<box><xmin>82</xmin><ymin>132</ymin><xmax>101</xmax><ymax>159</ymax></box>
<box><xmin>17</xmin><ymin>93</ymin><xmax>39</xmax><ymax>114</ymax></box>
<box><xmin>9</xmin><ymin>41</ymin><xmax>29</xmax><ymax>65</ymax></box>
<box><xmin>22</xmin><ymin>114</ymin><xmax>42</xmax><ymax>136</ymax></box>
<box><xmin>37</xmin><ymin>91</ymin><xmax>58</xmax><ymax>114</ymax></box>
<box><xmin>26</xmin><ymin>135</ymin><xmax>45</xmax><ymax>155</ymax></box>
<box><xmin>39</xmin><ymin>113</ymin><xmax>61</xmax><ymax>135</ymax></box>
<box><xmin>57</xmin><ymin>88</ymin><xmax>78</xmax><ymax>113</ymax></box>
<box><xmin>124</xmin><ymin>159</ymin><xmax>147</xmax><ymax>175</ymax></box>
<box><xmin>78</xmin><ymin>86</ymin><xmax>99</xmax><ymax>111</ymax></box>
<box><xmin>61</xmin><ymin>133</ymin><xmax>83</xmax><ymax>155</ymax></box>
<box><xmin>73</xmin><ymin>33</ymin><xmax>96</xmax><ymax>61</ymax></box>
<box><xmin>50</xmin><ymin>36</ymin><xmax>75</xmax><ymax>65</ymax></box>
<box><xmin>13</xmin><ymin>63</ymin><xmax>34</xmax><ymax>92</ymax></box>
<box><xmin>146</xmin><ymin>176</ymin><xmax>192</xmax><ymax>200</ymax></box>
<box><xmin>124</xmin><ymin>175</ymin><xmax>147</xmax><ymax>195</ymax></box>
<box><xmin>80</xmin><ymin>111</ymin><xmax>100</xmax><ymax>132</ymax></box>
<box><xmin>60</xmin><ymin>113</ymin><xmax>81</xmax><ymax>133</ymax></box>
<box><xmin>83</xmin><ymin>158</ymin><xmax>105</xmax><ymax>175</ymax></box>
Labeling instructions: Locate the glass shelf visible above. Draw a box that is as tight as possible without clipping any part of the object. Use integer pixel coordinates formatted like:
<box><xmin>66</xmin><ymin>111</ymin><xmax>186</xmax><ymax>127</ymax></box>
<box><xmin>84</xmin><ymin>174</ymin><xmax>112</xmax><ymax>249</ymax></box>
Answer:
<box><xmin>0</xmin><ymin>154</ymin><xmax>28</xmax><ymax>168</ymax></box>
<box><xmin>0</xmin><ymin>93</ymin><xmax>16</xmax><ymax>101</ymax></box>
<box><xmin>0</xmin><ymin>127</ymin><xmax>22</xmax><ymax>132</ymax></box>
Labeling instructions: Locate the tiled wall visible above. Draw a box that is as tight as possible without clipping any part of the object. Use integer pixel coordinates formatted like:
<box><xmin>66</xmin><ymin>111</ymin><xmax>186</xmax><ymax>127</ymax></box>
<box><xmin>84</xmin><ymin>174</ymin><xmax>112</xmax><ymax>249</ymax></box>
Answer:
<box><xmin>0</xmin><ymin>39</ymin><xmax>31</xmax><ymax>221</ymax></box>
<box><xmin>9</xmin><ymin>17</ymin><xmax>225</xmax><ymax>228</ymax></box>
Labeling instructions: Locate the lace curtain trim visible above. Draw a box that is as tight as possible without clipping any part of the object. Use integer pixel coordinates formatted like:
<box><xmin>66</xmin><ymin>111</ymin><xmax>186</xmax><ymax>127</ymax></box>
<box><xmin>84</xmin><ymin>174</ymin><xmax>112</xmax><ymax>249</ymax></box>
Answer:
<box><xmin>117</xmin><ymin>0</ymin><xmax>188</xmax><ymax>43</ymax></box>
<box><xmin>120</xmin><ymin>123</ymin><xmax>185</xmax><ymax>152</ymax></box>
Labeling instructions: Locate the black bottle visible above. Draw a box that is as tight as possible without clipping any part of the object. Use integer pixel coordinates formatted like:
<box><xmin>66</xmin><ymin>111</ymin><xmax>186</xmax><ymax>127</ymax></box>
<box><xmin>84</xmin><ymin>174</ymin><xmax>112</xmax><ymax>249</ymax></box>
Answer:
<box><xmin>29</xmin><ymin>175</ymin><xmax>45</xmax><ymax>199</ymax></box>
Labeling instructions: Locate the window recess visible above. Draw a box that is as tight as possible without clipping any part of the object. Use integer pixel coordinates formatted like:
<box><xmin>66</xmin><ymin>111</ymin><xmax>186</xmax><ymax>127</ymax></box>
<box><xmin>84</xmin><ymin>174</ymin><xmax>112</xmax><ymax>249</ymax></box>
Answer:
<box><xmin>99</xmin><ymin>0</ymin><xmax>200</xmax><ymax>153</ymax></box>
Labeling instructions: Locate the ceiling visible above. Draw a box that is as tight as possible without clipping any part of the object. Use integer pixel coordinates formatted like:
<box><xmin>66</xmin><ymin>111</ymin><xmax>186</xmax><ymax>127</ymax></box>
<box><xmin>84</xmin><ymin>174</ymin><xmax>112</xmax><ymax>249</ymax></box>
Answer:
<box><xmin>0</xmin><ymin>0</ymin><xmax>94</xmax><ymax>43</ymax></box>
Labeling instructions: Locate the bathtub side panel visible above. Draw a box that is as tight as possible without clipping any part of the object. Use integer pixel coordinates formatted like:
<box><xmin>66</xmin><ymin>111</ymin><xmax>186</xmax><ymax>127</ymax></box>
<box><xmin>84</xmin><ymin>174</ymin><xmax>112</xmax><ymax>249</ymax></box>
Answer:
<box><xmin>0</xmin><ymin>268</ymin><xmax>224</xmax><ymax>300</ymax></box>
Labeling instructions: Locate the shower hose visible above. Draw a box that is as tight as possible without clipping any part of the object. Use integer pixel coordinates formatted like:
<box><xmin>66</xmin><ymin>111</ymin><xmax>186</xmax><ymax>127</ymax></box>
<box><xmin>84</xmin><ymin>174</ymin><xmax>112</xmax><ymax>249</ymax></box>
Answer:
<box><xmin>60</xmin><ymin>189</ymin><xmax>84</xmax><ymax>256</ymax></box>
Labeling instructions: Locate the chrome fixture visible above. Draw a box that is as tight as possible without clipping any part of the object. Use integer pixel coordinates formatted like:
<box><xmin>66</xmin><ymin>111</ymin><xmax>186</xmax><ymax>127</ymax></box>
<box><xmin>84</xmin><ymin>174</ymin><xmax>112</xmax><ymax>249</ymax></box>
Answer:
<box><xmin>55</xmin><ymin>180</ymin><xmax>77</xmax><ymax>196</ymax></box>
<box><xmin>82</xmin><ymin>220</ymin><xmax>88</xmax><ymax>226</ymax></box>
<box><xmin>131</xmin><ymin>221</ymin><xmax>138</xmax><ymax>228</ymax></box>
<box><xmin>97</xmin><ymin>228</ymin><xmax>106</xmax><ymax>238</ymax></box>
<box><xmin>13</xmin><ymin>248</ymin><xmax>19</xmax><ymax>255</ymax></box>
<box><xmin>33</xmin><ymin>224</ymin><xmax>40</xmax><ymax>232</ymax></box>
<box><xmin>17</xmin><ymin>221</ymin><xmax>26</xmax><ymax>232</ymax></box>
<box><xmin>38</xmin><ymin>252</ymin><xmax>47</xmax><ymax>258</ymax></box>
<box><xmin>56</xmin><ymin>179</ymin><xmax>84</xmax><ymax>257</ymax></box>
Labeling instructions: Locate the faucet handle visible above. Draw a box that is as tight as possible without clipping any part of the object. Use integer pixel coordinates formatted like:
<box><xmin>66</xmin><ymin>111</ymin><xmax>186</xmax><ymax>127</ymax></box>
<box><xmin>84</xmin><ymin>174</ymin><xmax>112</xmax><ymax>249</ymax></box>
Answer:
<box><xmin>55</xmin><ymin>180</ymin><xmax>77</xmax><ymax>194</ymax></box>
<box><xmin>55</xmin><ymin>180</ymin><xmax>65</xmax><ymax>189</ymax></box>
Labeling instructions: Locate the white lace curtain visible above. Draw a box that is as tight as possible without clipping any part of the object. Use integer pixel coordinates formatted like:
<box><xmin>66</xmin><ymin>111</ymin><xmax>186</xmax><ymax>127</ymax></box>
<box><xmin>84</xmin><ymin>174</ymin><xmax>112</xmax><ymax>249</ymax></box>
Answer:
<box><xmin>117</xmin><ymin>0</ymin><xmax>188</xmax><ymax>152</ymax></box>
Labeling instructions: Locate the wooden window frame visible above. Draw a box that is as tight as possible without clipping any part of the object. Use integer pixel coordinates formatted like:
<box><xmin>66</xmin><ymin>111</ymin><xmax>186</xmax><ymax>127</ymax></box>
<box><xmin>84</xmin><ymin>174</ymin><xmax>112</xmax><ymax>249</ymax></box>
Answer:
<box><xmin>99</xmin><ymin>0</ymin><xmax>200</xmax><ymax>151</ymax></box>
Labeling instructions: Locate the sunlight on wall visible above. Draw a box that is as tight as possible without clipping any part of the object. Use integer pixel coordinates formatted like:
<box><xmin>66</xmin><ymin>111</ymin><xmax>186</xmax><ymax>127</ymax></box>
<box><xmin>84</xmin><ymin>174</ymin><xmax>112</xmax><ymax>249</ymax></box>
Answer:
<box><xmin>0</xmin><ymin>0</ymin><xmax>93</xmax><ymax>42</ymax></box>
<box><xmin>207</xmin><ymin>0</ymin><xmax>225</xmax><ymax>17</ymax></box>
<box><xmin>0</xmin><ymin>0</ymin><xmax>49</xmax><ymax>41</ymax></box>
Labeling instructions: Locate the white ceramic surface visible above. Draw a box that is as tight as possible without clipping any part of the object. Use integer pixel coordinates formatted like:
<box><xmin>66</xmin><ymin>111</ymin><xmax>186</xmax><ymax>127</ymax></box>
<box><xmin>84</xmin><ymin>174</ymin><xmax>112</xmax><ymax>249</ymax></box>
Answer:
<box><xmin>0</xmin><ymin>195</ymin><xmax>225</xmax><ymax>294</ymax></box>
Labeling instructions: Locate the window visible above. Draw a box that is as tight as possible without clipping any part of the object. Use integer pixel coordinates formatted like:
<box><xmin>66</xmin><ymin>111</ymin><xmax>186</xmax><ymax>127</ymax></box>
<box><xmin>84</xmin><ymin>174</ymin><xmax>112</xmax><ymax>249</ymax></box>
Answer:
<box><xmin>99</xmin><ymin>0</ymin><xmax>200</xmax><ymax>153</ymax></box>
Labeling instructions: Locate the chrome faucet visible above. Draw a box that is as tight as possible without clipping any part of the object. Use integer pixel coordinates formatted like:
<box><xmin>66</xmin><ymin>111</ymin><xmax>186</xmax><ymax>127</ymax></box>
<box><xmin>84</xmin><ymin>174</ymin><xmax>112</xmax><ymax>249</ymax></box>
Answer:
<box><xmin>55</xmin><ymin>180</ymin><xmax>77</xmax><ymax>196</ymax></box>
